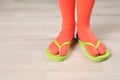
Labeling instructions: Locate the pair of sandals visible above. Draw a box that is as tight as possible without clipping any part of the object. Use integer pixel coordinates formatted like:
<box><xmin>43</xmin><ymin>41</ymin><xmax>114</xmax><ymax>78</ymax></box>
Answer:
<box><xmin>46</xmin><ymin>38</ymin><xmax>110</xmax><ymax>62</ymax></box>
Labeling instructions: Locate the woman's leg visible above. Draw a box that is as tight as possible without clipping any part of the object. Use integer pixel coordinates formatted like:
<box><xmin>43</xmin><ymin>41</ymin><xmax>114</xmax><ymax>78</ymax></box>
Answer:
<box><xmin>49</xmin><ymin>0</ymin><xmax>76</xmax><ymax>56</ymax></box>
<box><xmin>77</xmin><ymin>0</ymin><xmax>106</xmax><ymax>56</ymax></box>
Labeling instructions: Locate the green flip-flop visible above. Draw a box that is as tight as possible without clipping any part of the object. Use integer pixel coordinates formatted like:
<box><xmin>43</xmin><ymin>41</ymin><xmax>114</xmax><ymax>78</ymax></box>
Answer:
<box><xmin>78</xmin><ymin>39</ymin><xmax>110</xmax><ymax>62</ymax></box>
<box><xmin>46</xmin><ymin>40</ymin><xmax>73</xmax><ymax>62</ymax></box>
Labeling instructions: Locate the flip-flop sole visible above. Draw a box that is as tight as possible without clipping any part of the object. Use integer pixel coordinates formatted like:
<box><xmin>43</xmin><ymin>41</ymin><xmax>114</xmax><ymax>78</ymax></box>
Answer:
<box><xmin>78</xmin><ymin>40</ymin><xmax>110</xmax><ymax>62</ymax></box>
<box><xmin>45</xmin><ymin>48</ymin><xmax>71</xmax><ymax>62</ymax></box>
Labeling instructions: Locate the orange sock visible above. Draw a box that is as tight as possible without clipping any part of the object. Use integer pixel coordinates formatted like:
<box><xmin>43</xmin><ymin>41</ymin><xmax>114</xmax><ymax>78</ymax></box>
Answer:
<box><xmin>49</xmin><ymin>0</ymin><xmax>76</xmax><ymax>56</ymax></box>
<box><xmin>77</xmin><ymin>0</ymin><xmax>106</xmax><ymax>56</ymax></box>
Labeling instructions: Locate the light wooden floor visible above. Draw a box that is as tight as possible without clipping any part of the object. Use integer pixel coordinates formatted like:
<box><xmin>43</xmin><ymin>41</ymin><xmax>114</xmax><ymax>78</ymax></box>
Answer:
<box><xmin>0</xmin><ymin>0</ymin><xmax>120</xmax><ymax>80</ymax></box>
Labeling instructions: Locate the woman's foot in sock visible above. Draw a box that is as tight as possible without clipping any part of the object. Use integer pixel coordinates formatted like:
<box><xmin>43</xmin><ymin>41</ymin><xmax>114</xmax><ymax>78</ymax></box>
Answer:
<box><xmin>78</xmin><ymin>27</ymin><xmax>107</xmax><ymax>56</ymax></box>
<box><xmin>49</xmin><ymin>25</ymin><xmax>75</xmax><ymax>56</ymax></box>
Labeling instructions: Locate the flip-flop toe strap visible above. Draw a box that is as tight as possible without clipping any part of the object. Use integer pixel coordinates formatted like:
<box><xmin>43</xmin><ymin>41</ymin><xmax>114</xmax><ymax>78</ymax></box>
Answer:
<box><xmin>83</xmin><ymin>40</ymin><xmax>101</xmax><ymax>49</ymax></box>
<box><xmin>53</xmin><ymin>40</ymin><xmax>72</xmax><ymax>51</ymax></box>
<box><xmin>95</xmin><ymin>40</ymin><xmax>101</xmax><ymax>49</ymax></box>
